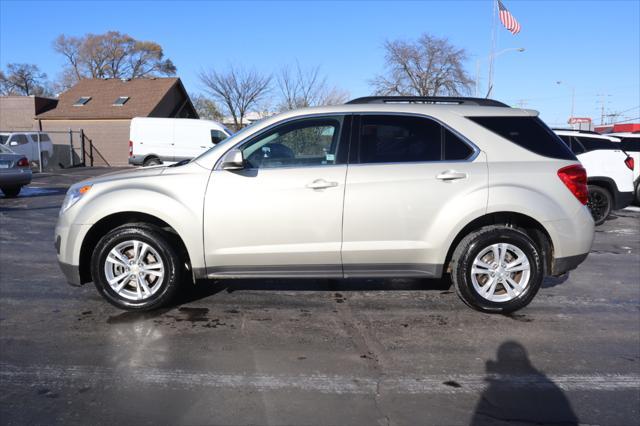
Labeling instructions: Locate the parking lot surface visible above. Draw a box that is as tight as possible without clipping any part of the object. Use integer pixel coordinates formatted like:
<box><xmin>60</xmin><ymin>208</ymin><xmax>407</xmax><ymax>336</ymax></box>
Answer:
<box><xmin>1</xmin><ymin>168</ymin><xmax>639</xmax><ymax>425</ymax></box>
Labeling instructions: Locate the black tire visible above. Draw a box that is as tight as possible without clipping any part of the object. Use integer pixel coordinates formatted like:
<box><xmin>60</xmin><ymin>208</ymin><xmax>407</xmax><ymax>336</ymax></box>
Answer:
<box><xmin>91</xmin><ymin>224</ymin><xmax>182</xmax><ymax>310</ymax></box>
<box><xmin>450</xmin><ymin>225</ymin><xmax>543</xmax><ymax>313</ymax></box>
<box><xmin>587</xmin><ymin>185</ymin><xmax>611</xmax><ymax>226</ymax></box>
<box><xmin>634</xmin><ymin>182</ymin><xmax>640</xmax><ymax>206</ymax></box>
<box><xmin>143</xmin><ymin>157</ymin><xmax>162</xmax><ymax>167</ymax></box>
<box><xmin>1</xmin><ymin>186</ymin><xmax>21</xmax><ymax>198</ymax></box>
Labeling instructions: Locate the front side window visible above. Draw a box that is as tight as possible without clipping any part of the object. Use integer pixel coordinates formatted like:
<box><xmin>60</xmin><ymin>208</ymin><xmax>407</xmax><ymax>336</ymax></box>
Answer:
<box><xmin>359</xmin><ymin>115</ymin><xmax>441</xmax><ymax>163</ymax></box>
<box><xmin>242</xmin><ymin>117</ymin><xmax>343</xmax><ymax>169</ymax></box>
<box><xmin>211</xmin><ymin>130</ymin><xmax>228</xmax><ymax>144</ymax></box>
<box><xmin>14</xmin><ymin>135</ymin><xmax>29</xmax><ymax>145</ymax></box>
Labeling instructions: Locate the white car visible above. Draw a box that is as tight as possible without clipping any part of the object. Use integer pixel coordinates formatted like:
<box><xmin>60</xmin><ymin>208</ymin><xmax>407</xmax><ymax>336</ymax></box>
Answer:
<box><xmin>128</xmin><ymin>117</ymin><xmax>232</xmax><ymax>167</ymax></box>
<box><xmin>608</xmin><ymin>132</ymin><xmax>639</xmax><ymax>203</ymax></box>
<box><xmin>56</xmin><ymin>96</ymin><xmax>595</xmax><ymax>314</ymax></box>
<box><xmin>555</xmin><ymin>130</ymin><xmax>634</xmax><ymax>224</ymax></box>
<box><xmin>0</xmin><ymin>132</ymin><xmax>54</xmax><ymax>168</ymax></box>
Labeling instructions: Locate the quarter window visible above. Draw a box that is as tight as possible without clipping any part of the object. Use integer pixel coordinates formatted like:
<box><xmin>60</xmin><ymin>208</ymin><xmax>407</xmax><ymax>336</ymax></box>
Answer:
<box><xmin>242</xmin><ymin>117</ymin><xmax>342</xmax><ymax>169</ymax></box>
<box><xmin>211</xmin><ymin>130</ymin><xmax>228</xmax><ymax>144</ymax></box>
<box><xmin>444</xmin><ymin>128</ymin><xmax>474</xmax><ymax>160</ymax></box>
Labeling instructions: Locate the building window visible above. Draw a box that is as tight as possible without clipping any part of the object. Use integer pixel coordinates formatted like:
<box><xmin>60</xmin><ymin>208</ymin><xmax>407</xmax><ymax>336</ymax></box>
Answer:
<box><xmin>113</xmin><ymin>96</ymin><xmax>129</xmax><ymax>106</ymax></box>
<box><xmin>73</xmin><ymin>96</ymin><xmax>91</xmax><ymax>106</ymax></box>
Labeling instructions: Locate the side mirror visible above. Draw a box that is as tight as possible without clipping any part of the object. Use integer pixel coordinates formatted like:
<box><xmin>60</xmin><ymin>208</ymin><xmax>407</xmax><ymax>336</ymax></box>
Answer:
<box><xmin>9</xmin><ymin>141</ymin><xmax>18</xmax><ymax>146</ymax></box>
<box><xmin>220</xmin><ymin>149</ymin><xmax>245</xmax><ymax>170</ymax></box>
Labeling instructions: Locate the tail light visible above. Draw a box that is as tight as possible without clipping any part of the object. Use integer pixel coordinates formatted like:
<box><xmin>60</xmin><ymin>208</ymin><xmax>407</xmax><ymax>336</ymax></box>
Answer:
<box><xmin>624</xmin><ymin>156</ymin><xmax>634</xmax><ymax>171</ymax></box>
<box><xmin>128</xmin><ymin>140</ymin><xmax>133</xmax><ymax>157</ymax></box>
<box><xmin>16</xmin><ymin>157</ymin><xmax>29</xmax><ymax>167</ymax></box>
<box><xmin>557</xmin><ymin>164</ymin><xmax>588</xmax><ymax>205</ymax></box>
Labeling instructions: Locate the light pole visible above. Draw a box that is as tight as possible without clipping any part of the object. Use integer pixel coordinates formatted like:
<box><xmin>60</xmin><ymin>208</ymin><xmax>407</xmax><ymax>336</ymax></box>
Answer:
<box><xmin>556</xmin><ymin>81</ymin><xmax>576</xmax><ymax>123</ymax></box>
<box><xmin>482</xmin><ymin>47</ymin><xmax>525</xmax><ymax>97</ymax></box>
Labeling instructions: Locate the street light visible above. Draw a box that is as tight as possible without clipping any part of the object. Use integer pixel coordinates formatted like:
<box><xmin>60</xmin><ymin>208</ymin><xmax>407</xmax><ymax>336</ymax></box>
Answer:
<box><xmin>479</xmin><ymin>47</ymin><xmax>526</xmax><ymax>97</ymax></box>
<box><xmin>556</xmin><ymin>80</ymin><xmax>576</xmax><ymax>122</ymax></box>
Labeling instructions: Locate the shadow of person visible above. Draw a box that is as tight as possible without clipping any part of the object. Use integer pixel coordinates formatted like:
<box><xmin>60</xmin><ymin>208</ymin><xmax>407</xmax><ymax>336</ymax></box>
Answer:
<box><xmin>470</xmin><ymin>341</ymin><xmax>579</xmax><ymax>426</ymax></box>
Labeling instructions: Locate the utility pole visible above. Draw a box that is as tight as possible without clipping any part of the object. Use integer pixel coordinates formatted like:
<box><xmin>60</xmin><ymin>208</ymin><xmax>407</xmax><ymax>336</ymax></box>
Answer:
<box><xmin>596</xmin><ymin>93</ymin><xmax>611</xmax><ymax>125</ymax></box>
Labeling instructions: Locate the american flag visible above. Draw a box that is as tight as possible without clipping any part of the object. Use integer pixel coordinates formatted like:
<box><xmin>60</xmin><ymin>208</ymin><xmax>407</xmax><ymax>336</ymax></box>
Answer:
<box><xmin>498</xmin><ymin>0</ymin><xmax>521</xmax><ymax>35</ymax></box>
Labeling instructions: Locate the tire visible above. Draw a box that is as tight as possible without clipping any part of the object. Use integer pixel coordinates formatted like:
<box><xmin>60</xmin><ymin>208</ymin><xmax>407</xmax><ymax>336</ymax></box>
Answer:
<box><xmin>1</xmin><ymin>186</ymin><xmax>21</xmax><ymax>198</ymax></box>
<box><xmin>91</xmin><ymin>224</ymin><xmax>182</xmax><ymax>310</ymax></box>
<box><xmin>450</xmin><ymin>225</ymin><xmax>543</xmax><ymax>313</ymax></box>
<box><xmin>634</xmin><ymin>182</ymin><xmax>640</xmax><ymax>206</ymax></box>
<box><xmin>143</xmin><ymin>157</ymin><xmax>162</xmax><ymax>167</ymax></box>
<box><xmin>587</xmin><ymin>185</ymin><xmax>611</xmax><ymax>226</ymax></box>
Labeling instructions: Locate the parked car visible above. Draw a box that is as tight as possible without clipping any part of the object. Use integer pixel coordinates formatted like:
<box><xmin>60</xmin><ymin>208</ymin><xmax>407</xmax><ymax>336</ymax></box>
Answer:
<box><xmin>0</xmin><ymin>132</ymin><xmax>54</xmax><ymax>168</ymax></box>
<box><xmin>0</xmin><ymin>144</ymin><xmax>32</xmax><ymax>197</ymax></box>
<box><xmin>56</xmin><ymin>96</ymin><xmax>594</xmax><ymax>313</ymax></box>
<box><xmin>607</xmin><ymin>132</ymin><xmax>640</xmax><ymax>204</ymax></box>
<box><xmin>554</xmin><ymin>129</ymin><xmax>634</xmax><ymax>224</ymax></box>
<box><xmin>128</xmin><ymin>117</ymin><xmax>232</xmax><ymax>167</ymax></box>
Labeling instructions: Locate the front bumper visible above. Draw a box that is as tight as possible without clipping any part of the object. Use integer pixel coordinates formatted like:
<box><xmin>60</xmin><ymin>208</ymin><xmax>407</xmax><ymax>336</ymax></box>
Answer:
<box><xmin>58</xmin><ymin>261</ymin><xmax>82</xmax><ymax>286</ymax></box>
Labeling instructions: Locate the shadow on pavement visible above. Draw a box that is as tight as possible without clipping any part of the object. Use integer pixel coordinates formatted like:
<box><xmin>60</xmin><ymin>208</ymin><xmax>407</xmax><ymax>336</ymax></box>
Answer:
<box><xmin>470</xmin><ymin>341</ymin><xmax>578</xmax><ymax>426</ymax></box>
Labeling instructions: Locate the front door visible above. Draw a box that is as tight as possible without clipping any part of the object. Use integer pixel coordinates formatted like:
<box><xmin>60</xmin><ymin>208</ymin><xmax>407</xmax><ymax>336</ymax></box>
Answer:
<box><xmin>202</xmin><ymin>115</ymin><xmax>350</xmax><ymax>278</ymax></box>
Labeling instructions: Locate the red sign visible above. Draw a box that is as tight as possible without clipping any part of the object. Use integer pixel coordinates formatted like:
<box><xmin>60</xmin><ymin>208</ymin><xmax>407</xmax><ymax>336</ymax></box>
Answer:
<box><xmin>568</xmin><ymin>117</ymin><xmax>592</xmax><ymax>124</ymax></box>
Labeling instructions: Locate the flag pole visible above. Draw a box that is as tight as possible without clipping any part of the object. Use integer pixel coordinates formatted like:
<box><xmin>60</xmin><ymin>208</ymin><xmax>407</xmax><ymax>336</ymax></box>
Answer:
<box><xmin>486</xmin><ymin>0</ymin><xmax>498</xmax><ymax>98</ymax></box>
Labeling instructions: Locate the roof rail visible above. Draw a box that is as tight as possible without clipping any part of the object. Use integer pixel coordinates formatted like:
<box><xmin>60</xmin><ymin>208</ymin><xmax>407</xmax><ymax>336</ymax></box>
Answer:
<box><xmin>345</xmin><ymin>96</ymin><xmax>510</xmax><ymax>107</ymax></box>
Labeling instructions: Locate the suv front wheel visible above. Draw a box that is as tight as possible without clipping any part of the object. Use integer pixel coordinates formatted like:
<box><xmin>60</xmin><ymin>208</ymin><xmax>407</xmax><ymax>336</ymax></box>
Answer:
<box><xmin>91</xmin><ymin>224</ymin><xmax>182</xmax><ymax>310</ymax></box>
<box><xmin>450</xmin><ymin>226</ymin><xmax>543</xmax><ymax>313</ymax></box>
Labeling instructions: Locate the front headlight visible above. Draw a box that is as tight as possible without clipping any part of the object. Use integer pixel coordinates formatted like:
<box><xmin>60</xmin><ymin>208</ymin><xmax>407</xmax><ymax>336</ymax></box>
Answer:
<box><xmin>60</xmin><ymin>183</ymin><xmax>93</xmax><ymax>214</ymax></box>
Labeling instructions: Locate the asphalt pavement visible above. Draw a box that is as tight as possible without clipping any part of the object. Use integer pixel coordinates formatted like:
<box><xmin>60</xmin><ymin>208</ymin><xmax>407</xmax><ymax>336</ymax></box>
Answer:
<box><xmin>1</xmin><ymin>168</ymin><xmax>639</xmax><ymax>426</ymax></box>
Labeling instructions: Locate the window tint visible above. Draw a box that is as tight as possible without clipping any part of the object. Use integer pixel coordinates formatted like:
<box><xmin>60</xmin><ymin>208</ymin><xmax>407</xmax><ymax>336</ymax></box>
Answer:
<box><xmin>469</xmin><ymin>116</ymin><xmax>576</xmax><ymax>160</ymax></box>
<box><xmin>359</xmin><ymin>115</ymin><xmax>441</xmax><ymax>163</ymax></box>
<box><xmin>619</xmin><ymin>138</ymin><xmax>640</xmax><ymax>152</ymax></box>
<box><xmin>211</xmin><ymin>130</ymin><xmax>228</xmax><ymax>144</ymax></box>
<box><xmin>444</xmin><ymin>128</ymin><xmax>473</xmax><ymax>160</ymax></box>
<box><xmin>575</xmin><ymin>136</ymin><xmax>621</xmax><ymax>152</ymax></box>
<box><xmin>558</xmin><ymin>135</ymin><xmax>586</xmax><ymax>155</ymax></box>
<box><xmin>40</xmin><ymin>134</ymin><xmax>51</xmax><ymax>142</ymax></box>
<box><xmin>242</xmin><ymin>117</ymin><xmax>342</xmax><ymax>169</ymax></box>
<box><xmin>16</xmin><ymin>135</ymin><xmax>29</xmax><ymax>145</ymax></box>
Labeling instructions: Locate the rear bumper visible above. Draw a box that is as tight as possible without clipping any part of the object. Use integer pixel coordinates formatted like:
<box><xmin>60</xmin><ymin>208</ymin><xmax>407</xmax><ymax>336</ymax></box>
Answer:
<box><xmin>551</xmin><ymin>253</ymin><xmax>589</xmax><ymax>276</ymax></box>
<box><xmin>0</xmin><ymin>170</ymin><xmax>32</xmax><ymax>187</ymax></box>
<box><xmin>613</xmin><ymin>190</ymin><xmax>633</xmax><ymax>210</ymax></box>
<box><xmin>128</xmin><ymin>155</ymin><xmax>144</xmax><ymax>166</ymax></box>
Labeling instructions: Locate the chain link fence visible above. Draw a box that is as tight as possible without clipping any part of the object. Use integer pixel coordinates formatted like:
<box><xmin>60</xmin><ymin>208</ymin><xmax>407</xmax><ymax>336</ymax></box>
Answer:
<box><xmin>0</xmin><ymin>129</ymin><xmax>110</xmax><ymax>172</ymax></box>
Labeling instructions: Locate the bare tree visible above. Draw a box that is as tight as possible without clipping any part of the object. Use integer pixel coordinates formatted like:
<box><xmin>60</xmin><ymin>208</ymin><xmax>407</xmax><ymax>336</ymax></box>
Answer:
<box><xmin>199</xmin><ymin>65</ymin><xmax>271</xmax><ymax>130</ymax></box>
<box><xmin>0</xmin><ymin>63</ymin><xmax>51</xmax><ymax>96</ymax></box>
<box><xmin>371</xmin><ymin>34</ymin><xmax>473</xmax><ymax>97</ymax></box>
<box><xmin>190</xmin><ymin>93</ymin><xmax>224</xmax><ymax>122</ymax></box>
<box><xmin>276</xmin><ymin>62</ymin><xmax>349</xmax><ymax>110</ymax></box>
<box><xmin>53</xmin><ymin>31</ymin><xmax>176</xmax><ymax>89</ymax></box>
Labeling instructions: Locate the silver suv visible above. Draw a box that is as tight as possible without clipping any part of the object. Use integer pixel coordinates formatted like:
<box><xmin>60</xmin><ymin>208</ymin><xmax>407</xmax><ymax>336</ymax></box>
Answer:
<box><xmin>55</xmin><ymin>97</ymin><xmax>595</xmax><ymax>313</ymax></box>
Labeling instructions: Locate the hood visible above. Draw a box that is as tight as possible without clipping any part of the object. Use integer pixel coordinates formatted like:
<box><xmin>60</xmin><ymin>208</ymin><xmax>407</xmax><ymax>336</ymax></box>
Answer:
<box><xmin>79</xmin><ymin>166</ymin><xmax>166</xmax><ymax>186</ymax></box>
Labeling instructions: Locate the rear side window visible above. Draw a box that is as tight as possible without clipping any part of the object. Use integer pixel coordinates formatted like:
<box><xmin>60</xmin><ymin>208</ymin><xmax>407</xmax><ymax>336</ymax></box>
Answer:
<box><xmin>469</xmin><ymin>116</ymin><xmax>576</xmax><ymax>160</ymax></box>
<box><xmin>576</xmin><ymin>136</ymin><xmax>621</xmax><ymax>152</ymax></box>
<box><xmin>357</xmin><ymin>115</ymin><xmax>475</xmax><ymax>164</ymax></box>
<box><xmin>619</xmin><ymin>138</ymin><xmax>640</xmax><ymax>152</ymax></box>
<box><xmin>558</xmin><ymin>135</ymin><xmax>586</xmax><ymax>155</ymax></box>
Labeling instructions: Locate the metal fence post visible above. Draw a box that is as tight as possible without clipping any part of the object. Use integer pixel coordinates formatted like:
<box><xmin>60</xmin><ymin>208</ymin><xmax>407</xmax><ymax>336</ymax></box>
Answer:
<box><xmin>89</xmin><ymin>140</ymin><xmax>94</xmax><ymax>167</ymax></box>
<box><xmin>80</xmin><ymin>129</ymin><xmax>86</xmax><ymax>166</ymax></box>
<box><xmin>37</xmin><ymin>132</ymin><xmax>42</xmax><ymax>173</ymax></box>
<box><xmin>68</xmin><ymin>128</ymin><xmax>74</xmax><ymax>167</ymax></box>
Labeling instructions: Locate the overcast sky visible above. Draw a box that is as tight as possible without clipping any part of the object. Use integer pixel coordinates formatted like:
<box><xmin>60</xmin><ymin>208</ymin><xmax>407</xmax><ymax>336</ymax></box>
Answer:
<box><xmin>1</xmin><ymin>0</ymin><xmax>638</xmax><ymax>126</ymax></box>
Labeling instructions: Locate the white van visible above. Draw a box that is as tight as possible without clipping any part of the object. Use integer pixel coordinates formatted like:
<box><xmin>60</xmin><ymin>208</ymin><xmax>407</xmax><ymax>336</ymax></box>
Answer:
<box><xmin>128</xmin><ymin>118</ymin><xmax>232</xmax><ymax>167</ymax></box>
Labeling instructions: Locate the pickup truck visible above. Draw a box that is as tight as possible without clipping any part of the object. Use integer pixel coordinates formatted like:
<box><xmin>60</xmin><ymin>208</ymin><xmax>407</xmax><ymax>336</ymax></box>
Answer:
<box><xmin>0</xmin><ymin>132</ymin><xmax>54</xmax><ymax>168</ymax></box>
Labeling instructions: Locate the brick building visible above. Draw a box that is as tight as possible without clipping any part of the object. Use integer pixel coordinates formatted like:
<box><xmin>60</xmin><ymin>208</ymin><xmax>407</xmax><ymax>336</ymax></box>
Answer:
<box><xmin>33</xmin><ymin>78</ymin><xmax>197</xmax><ymax>166</ymax></box>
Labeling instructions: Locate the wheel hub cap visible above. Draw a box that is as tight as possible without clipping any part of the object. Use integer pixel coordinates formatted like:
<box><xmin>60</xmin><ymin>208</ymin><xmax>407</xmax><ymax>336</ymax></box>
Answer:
<box><xmin>470</xmin><ymin>242</ymin><xmax>531</xmax><ymax>303</ymax></box>
<box><xmin>104</xmin><ymin>240</ymin><xmax>165</xmax><ymax>301</ymax></box>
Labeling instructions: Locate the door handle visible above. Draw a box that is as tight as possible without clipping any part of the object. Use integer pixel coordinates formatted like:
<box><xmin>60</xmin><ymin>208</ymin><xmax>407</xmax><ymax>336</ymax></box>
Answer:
<box><xmin>306</xmin><ymin>179</ymin><xmax>339</xmax><ymax>190</ymax></box>
<box><xmin>436</xmin><ymin>170</ymin><xmax>468</xmax><ymax>181</ymax></box>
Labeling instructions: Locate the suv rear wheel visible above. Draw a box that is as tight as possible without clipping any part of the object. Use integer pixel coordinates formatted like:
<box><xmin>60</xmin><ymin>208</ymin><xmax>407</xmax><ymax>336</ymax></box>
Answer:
<box><xmin>587</xmin><ymin>185</ymin><xmax>611</xmax><ymax>225</ymax></box>
<box><xmin>450</xmin><ymin>226</ymin><xmax>543</xmax><ymax>313</ymax></box>
<box><xmin>91</xmin><ymin>224</ymin><xmax>182</xmax><ymax>310</ymax></box>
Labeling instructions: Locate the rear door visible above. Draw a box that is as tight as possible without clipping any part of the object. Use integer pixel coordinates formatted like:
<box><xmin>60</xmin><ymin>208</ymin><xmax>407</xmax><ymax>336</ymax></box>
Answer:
<box><xmin>341</xmin><ymin>114</ymin><xmax>488</xmax><ymax>277</ymax></box>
